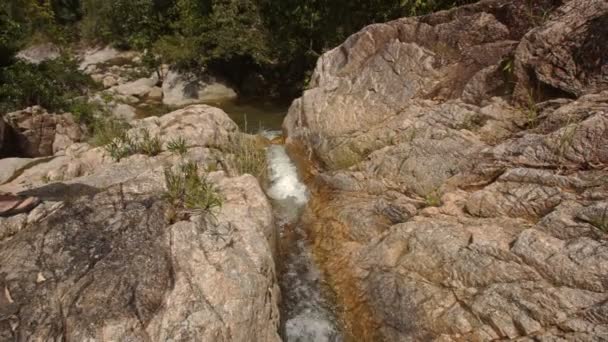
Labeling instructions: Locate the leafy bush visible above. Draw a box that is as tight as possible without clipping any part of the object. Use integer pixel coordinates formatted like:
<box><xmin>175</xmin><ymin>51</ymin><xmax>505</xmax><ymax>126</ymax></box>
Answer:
<box><xmin>0</xmin><ymin>56</ymin><xmax>94</xmax><ymax>113</ymax></box>
<box><xmin>80</xmin><ymin>0</ymin><xmax>169</xmax><ymax>49</ymax></box>
<box><xmin>164</xmin><ymin>161</ymin><xmax>223</xmax><ymax>213</ymax></box>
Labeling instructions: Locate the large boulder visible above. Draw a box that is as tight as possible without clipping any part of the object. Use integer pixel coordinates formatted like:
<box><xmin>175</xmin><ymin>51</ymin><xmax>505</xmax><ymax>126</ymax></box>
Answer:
<box><xmin>15</xmin><ymin>43</ymin><xmax>61</xmax><ymax>64</ymax></box>
<box><xmin>79</xmin><ymin>46</ymin><xmax>121</xmax><ymax>71</ymax></box>
<box><xmin>0</xmin><ymin>104</ymin><xmax>281</xmax><ymax>341</ymax></box>
<box><xmin>111</xmin><ymin>77</ymin><xmax>157</xmax><ymax>98</ymax></box>
<box><xmin>162</xmin><ymin>70</ymin><xmax>237</xmax><ymax>107</ymax></box>
<box><xmin>0</xmin><ymin>105</ymin><xmax>238</xmax><ymax>194</ymax></box>
<box><xmin>284</xmin><ymin>0</ymin><xmax>608</xmax><ymax>340</ymax></box>
<box><xmin>3</xmin><ymin>106</ymin><xmax>84</xmax><ymax>158</ymax></box>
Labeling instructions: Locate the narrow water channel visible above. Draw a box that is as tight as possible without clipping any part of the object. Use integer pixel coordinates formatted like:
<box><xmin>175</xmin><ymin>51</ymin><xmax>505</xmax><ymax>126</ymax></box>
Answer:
<box><xmin>264</xmin><ymin>142</ymin><xmax>343</xmax><ymax>342</ymax></box>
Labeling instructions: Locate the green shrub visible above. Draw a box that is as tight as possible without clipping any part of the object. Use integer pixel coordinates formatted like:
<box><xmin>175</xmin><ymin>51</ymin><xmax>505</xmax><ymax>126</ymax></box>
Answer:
<box><xmin>0</xmin><ymin>56</ymin><xmax>94</xmax><ymax>113</ymax></box>
<box><xmin>167</xmin><ymin>137</ymin><xmax>188</xmax><ymax>156</ymax></box>
<box><xmin>164</xmin><ymin>161</ymin><xmax>223</xmax><ymax>213</ymax></box>
<box><xmin>67</xmin><ymin>97</ymin><xmax>104</xmax><ymax>127</ymax></box>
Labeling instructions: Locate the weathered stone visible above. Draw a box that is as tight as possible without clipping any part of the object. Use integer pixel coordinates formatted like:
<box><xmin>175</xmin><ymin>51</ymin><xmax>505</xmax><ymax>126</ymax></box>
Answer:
<box><xmin>3</xmin><ymin>107</ymin><xmax>83</xmax><ymax>158</ymax></box>
<box><xmin>0</xmin><ymin>158</ymin><xmax>34</xmax><ymax>185</ymax></box>
<box><xmin>111</xmin><ymin>77</ymin><xmax>157</xmax><ymax>98</ymax></box>
<box><xmin>79</xmin><ymin>46</ymin><xmax>120</xmax><ymax>70</ymax></box>
<box><xmin>16</xmin><ymin>43</ymin><xmax>61</xmax><ymax>64</ymax></box>
<box><xmin>282</xmin><ymin>0</ymin><xmax>608</xmax><ymax>340</ymax></box>
<box><xmin>147</xmin><ymin>86</ymin><xmax>163</xmax><ymax>101</ymax></box>
<box><xmin>162</xmin><ymin>70</ymin><xmax>237</xmax><ymax>107</ymax></box>
<box><xmin>102</xmin><ymin>74</ymin><xmax>119</xmax><ymax>88</ymax></box>
<box><xmin>513</xmin><ymin>0</ymin><xmax>608</xmax><ymax>101</ymax></box>
<box><xmin>0</xmin><ymin>104</ymin><xmax>280</xmax><ymax>341</ymax></box>
<box><xmin>112</xmin><ymin>103</ymin><xmax>137</xmax><ymax>122</ymax></box>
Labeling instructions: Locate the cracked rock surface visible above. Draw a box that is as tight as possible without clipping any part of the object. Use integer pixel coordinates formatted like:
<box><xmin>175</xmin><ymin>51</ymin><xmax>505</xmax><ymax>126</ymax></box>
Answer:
<box><xmin>285</xmin><ymin>0</ymin><xmax>608</xmax><ymax>340</ymax></box>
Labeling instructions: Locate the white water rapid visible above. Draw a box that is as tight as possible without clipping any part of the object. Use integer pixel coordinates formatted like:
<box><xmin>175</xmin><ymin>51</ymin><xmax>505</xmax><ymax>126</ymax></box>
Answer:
<box><xmin>265</xmin><ymin>144</ymin><xmax>343</xmax><ymax>342</ymax></box>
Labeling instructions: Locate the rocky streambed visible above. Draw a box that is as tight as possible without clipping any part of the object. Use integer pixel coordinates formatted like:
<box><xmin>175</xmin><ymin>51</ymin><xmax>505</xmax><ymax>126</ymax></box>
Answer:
<box><xmin>2</xmin><ymin>0</ymin><xmax>608</xmax><ymax>341</ymax></box>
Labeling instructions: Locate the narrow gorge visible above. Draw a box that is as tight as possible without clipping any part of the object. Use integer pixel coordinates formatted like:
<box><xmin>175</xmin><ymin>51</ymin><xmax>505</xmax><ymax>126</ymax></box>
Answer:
<box><xmin>1</xmin><ymin>0</ymin><xmax>607</xmax><ymax>341</ymax></box>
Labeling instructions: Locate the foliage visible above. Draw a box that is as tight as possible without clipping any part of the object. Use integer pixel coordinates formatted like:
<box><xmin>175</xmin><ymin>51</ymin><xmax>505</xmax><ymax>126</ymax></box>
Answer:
<box><xmin>80</xmin><ymin>0</ymin><xmax>170</xmax><ymax>49</ymax></box>
<box><xmin>91</xmin><ymin>118</ymin><xmax>130</xmax><ymax>146</ymax></box>
<box><xmin>101</xmin><ymin>127</ymin><xmax>163</xmax><ymax>161</ymax></box>
<box><xmin>227</xmin><ymin>133</ymin><xmax>266</xmax><ymax>178</ymax></box>
<box><xmin>167</xmin><ymin>136</ymin><xmax>188</xmax><ymax>156</ymax></box>
<box><xmin>1</xmin><ymin>0</ymin><xmax>480</xmax><ymax>103</ymax></box>
<box><xmin>0</xmin><ymin>56</ymin><xmax>93</xmax><ymax>113</ymax></box>
<box><xmin>164</xmin><ymin>161</ymin><xmax>223</xmax><ymax>213</ymax></box>
<box><xmin>591</xmin><ymin>208</ymin><xmax>608</xmax><ymax>233</ymax></box>
<box><xmin>138</xmin><ymin>128</ymin><xmax>163</xmax><ymax>156</ymax></box>
<box><xmin>67</xmin><ymin>97</ymin><xmax>103</xmax><ymax>126</ymax></box>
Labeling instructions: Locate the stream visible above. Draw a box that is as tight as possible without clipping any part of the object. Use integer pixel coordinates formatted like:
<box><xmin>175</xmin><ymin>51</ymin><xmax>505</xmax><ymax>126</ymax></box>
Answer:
<box><xmin>264</xmin><ymin>139</ymin><xmax>344</xmax><ymax>342</ymax></box>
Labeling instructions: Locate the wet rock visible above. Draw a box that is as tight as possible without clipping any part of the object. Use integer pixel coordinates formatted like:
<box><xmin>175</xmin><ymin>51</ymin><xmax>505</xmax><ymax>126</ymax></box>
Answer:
<box><xmin>112</xmin><ymin>77</ymin><xmax>157</xmax><ymax>98</ymax></box>
<box><xmin>162</xmin><ymin>70</ymin><xmax>237</xmax><ymax>107</ymax></box>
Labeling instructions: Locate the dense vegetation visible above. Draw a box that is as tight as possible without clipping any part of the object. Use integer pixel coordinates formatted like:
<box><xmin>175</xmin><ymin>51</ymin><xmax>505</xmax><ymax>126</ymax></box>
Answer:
<box><xmin>1</xmin><ymin>0</ymin><xmax>477</xmax><ymax>104</ymax></box>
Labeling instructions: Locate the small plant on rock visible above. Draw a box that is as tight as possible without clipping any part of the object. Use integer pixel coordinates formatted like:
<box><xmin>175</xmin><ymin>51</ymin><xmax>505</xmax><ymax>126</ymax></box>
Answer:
<box><xmin>227</xmin><ymin>133</ymin><xmax>267</xmax><ymax>178</ymax></box>
<box><xmin>164</xmin><ymin>161</ymin><xmax>223</xmax><ymax>217</ymax></box>
<box><xmin>590</xmin><ymin>207</ymin><xmax>608</xmax><ymax>233</ymax></box>
<box><xmin>92</xmin><ymin>118</ymin><xmax>130</xmax><ymax>147</ymax></box>
<box><xmin>100</xmin><ymin>127</ymin><xmax>163</xmax><ymax>162</ymax></box>
<box><xmin>522</xmin><ymin>88</ymin><xmax>540</xmax><ymax>128</ymax></box>
<box><xmin>167</xmin><ymin>137</ymin><xmax>188</xmax><ymax>156</ymax></box>
<box><xmin>138</xmin><ymin>128</ymin><xmax>163</xmax><ymax>156</ymax></box>
<box><xmin>424</xmin><ymin>190</ymin><xmax>442</xmax><ymax>207</ymax></box>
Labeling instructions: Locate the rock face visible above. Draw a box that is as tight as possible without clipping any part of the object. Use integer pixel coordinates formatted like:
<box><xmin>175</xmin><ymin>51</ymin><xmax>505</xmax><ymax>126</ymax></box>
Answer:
<box><xmin>3</xmin><ymin>106</ymin><xmax>84</xmax><ymax>158</ymax></box>
<box><xmin>162</xmin><ymin>70</ymin><xmax>237</xmax><ymax>107</ymax></box>
<box><xmin>285</xmin><ymin>0</ymin><xmax>608</xmax><ymax>340</ymax></box>
<box><xmin>0</xmin><ymin>105</ymin><xmax>280</xmax><ymax>341</ymax></box>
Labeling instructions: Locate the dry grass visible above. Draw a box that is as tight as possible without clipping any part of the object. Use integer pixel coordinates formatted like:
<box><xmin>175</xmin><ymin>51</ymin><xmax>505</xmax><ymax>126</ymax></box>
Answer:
<box><xmin>226</xmin><ymin>133</ymin><xmax>267</xmax><ymax>178</ymax></box>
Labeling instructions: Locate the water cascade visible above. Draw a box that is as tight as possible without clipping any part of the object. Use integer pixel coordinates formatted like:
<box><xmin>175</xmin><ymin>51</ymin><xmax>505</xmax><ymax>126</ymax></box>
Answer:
<box><xmin>264</xmin><ymin>143</ymin><xmax>343</xmax><ymax>342</ymax></box>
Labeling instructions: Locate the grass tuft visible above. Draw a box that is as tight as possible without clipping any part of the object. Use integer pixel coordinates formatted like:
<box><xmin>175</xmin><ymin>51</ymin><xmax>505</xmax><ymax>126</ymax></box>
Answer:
<box><xmin>99</xmin><ymin>126</ymin><xmax>163</xmax><ymax>161</ymax></box>
<box><xmin>164</xmin><ymin>161</ymin><xmax>223</xmax><ymax>214</ymax></box>
<box><xmin>167</xmin><ymin>137</ymin><xmax>188</xmax><ymax>156</ymax></box>
<box><xmin>227</xmin><ymin>133</ymin><xmax>267</xmax><ymax>178</ymax></box>
<box><xmin>424</xmin><ymin>190</ymin><xmax>442</xmax><ymax>207</ymax></box>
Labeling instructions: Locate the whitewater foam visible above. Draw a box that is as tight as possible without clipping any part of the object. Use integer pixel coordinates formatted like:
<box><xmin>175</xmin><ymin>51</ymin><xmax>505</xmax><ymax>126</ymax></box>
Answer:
<box><xmin>267</xmin><ymin>145</ymin><xmax>309</xmax><ymax>206</ymax></box>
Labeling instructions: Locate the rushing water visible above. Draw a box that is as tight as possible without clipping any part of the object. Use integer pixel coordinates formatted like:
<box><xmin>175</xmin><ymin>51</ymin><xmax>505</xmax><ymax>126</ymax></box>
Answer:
<box><xmin>265</xmin><ymin>144</ymin><xmax>343</xmax><ymax>342</ymax></box>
